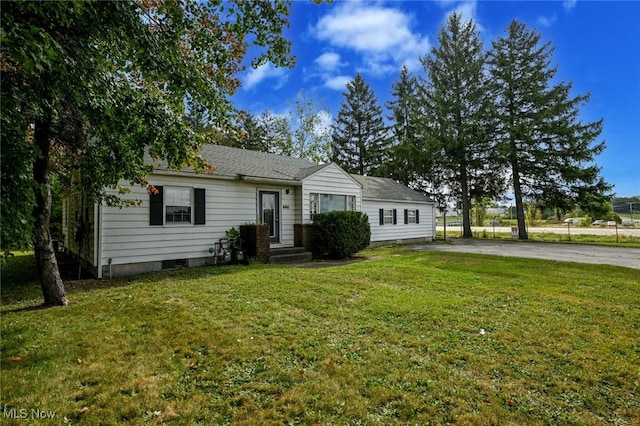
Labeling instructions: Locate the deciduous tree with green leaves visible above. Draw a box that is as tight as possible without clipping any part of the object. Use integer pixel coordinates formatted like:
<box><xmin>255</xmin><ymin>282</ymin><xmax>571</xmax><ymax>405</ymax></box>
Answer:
<box><xmin>331</xmin><ymin>72</ymin><xmax>391</xmax><ymax>176</ymax></box>
<box><xmin>488</xmin><ymin>20</ymin><xmax>611</xmax><ymax>240</ymax></box>
<box><xmin>287</xmin><ymin>90</ymin><xmax>332</xmax><ymax>164</ymax></box>
<box><xmin>1</xmin><ymin>0</ymin><xmax>294</xmax><ymax>306</ymax></box>
<box><xmin>225</xmin><ymin>90</ymin><xmax>331</xmax><ymax>163</ymax></box>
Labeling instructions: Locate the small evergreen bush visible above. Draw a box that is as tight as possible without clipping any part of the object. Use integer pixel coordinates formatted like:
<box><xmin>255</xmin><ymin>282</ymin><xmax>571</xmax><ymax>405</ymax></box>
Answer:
<box><xmin>313</xmin><ymin>211</ymin><xmax>370</xmax><ymax>259</ymax></box>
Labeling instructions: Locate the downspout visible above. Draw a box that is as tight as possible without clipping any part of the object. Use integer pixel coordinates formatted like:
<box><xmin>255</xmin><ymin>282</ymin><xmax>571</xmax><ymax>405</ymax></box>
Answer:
<box><xmin>95</xmin><ymin>202</ymin><xmax>103</xmax><ymax>278</ymax></box>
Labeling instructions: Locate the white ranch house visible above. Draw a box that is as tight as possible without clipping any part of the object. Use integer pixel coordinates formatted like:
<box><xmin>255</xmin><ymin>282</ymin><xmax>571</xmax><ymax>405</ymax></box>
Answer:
<box><xmin>61</xmin><ymin>144</ymin><xmax>436</xmax><ymax>277</ymax></box>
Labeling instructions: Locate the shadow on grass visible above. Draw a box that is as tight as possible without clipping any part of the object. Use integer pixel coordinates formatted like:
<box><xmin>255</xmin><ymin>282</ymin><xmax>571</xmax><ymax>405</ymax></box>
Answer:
<box><xmin>1</xmin><ymin>252</ymin><xmax>256</xmax><ymax>309</ymax></box>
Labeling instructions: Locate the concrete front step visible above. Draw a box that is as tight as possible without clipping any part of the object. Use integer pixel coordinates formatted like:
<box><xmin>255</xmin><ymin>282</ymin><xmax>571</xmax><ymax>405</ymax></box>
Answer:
<box><xmin>270</xmin><ymin>247</ymin><xmax>312</xmax><ymax>264</ymax></box>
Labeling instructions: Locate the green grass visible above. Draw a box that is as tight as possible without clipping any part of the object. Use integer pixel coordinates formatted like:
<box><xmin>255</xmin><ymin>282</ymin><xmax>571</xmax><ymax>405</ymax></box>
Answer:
<box><xmin>437</xmin><ymin>229</ymin><xmax>640</xmax><ymax>248</ymax></box>
<box><xmin>1</xmin><ymin>250</ymin><xmax>639</xmax><ymax>425</ymax></box>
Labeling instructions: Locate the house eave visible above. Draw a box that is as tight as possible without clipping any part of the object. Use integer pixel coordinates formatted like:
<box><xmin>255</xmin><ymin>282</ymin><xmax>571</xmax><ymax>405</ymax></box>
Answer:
<box><xmin>237</xmin><ymin>174</ymin><xmax>302</xmax><ymax>186</ymax></box>
<box><xmin>150</xmin><ymin>169</ymin><xmax>301</xmax><ymax>186</ymax></box>
<box><xmin>301</xmin><ymin>163</ymin><xmax>363</xmax><ymax>188</ymax></box>
<box><xmin>363</xmin><ymin>197</ymin><xmax>434</xmax><ymax>204</ymax></box>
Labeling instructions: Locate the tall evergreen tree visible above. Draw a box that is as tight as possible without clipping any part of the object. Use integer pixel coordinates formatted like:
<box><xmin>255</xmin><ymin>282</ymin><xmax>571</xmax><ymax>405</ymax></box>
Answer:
<box><xmin>488</xmin><ymin>21</ymin><xmax>611</xmax><ymax>239</ymax></box>
<box><xmin>218</xmin><ymin>111</ymin><xmax>273</xmax><ymax>152</ymax></box>
<box><xmin>418</xmin><ymin>13</ymin><xmax>501</xmax><ymax>238</ymax></box>
<box><xmin>384</xmin><ymin>65</ymin><xmax>421</xmax><ymax>185</ymax></box>
<box><xmin>331</xmin><ymin>73</ymin><xmax>390</xmax><ymax>175</ymax></box>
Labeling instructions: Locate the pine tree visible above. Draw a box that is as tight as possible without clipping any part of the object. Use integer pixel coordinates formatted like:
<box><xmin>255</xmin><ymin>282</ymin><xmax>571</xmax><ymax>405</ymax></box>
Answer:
<box><xmin>384</xmin><ymin>65</ymin><xmax>422</xmax><ymax>186</ymax></box>
<box><xmin>488</xmin><ymin>20</ymin><xmax>611</xmax><ymax>240</ymax></box>
<box><xmin>418</xmin><ymin>13</ymin><xmax>501</xmax><ymax>238</ymax></box>
<box><xmin>331</xmin><ymin>73</ymin><xmax>390</xmax><ymax>175</ymax></box>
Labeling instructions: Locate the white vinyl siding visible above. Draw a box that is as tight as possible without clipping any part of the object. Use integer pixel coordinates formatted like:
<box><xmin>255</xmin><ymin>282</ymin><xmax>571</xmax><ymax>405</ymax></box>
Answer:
<box><xmin>99</xmin><ymin>173</ymin><xmax>297</xmax><ymax>268</ymax></box>
<box><xmin>362</xmin><ymin>199</ymin><xmax>436</xmax><ymax>243</ymax></box>
<box><xmin>302</xmin><ymin>164</ymin><xmax>361</xmax><ymax>223</ymax></box>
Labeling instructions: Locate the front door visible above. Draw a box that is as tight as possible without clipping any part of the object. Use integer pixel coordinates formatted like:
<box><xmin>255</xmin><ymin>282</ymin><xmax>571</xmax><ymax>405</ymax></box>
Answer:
<box><xmin>259</xmin><ymin>191</ymin><xmax>280</xmax><ymax>244</ymax></box>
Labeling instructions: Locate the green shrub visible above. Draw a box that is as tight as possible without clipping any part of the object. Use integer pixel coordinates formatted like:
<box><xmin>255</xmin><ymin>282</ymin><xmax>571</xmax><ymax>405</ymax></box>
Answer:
<box><xmin>605</xmin><ymin>211</ymin><xmax>622</xmax><ymax>223</ymax></box>
<box><xmin>580</xmin><ymin>215</ymin><xmax>592</xmax><ymax>227</ymax></box>
<box><xmin>313</xmin><ymin>211</ymin><xmax>371</xmax><ymax>259</ymax></box>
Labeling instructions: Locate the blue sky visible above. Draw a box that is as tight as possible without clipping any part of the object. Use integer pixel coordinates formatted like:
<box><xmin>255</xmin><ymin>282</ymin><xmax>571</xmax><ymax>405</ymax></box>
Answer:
<box><xmin>232</xmin><ymin>0</ymin><xmax>639</xmax><ymax>197</ymax></box>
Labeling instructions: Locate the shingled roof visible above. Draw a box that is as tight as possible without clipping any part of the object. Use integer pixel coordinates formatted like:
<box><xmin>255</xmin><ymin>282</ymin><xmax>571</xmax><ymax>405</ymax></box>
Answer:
<box><xmin>152</xmin><ymin>144</ymin><xmax>431</xmax><ymax>203</ymax></box>
<box><xmin>151</xmin><ymin>144</ymin><xmax>317</xmax><ymax>181</ymax></box>
<box><xmin>199</xmin><ymin>144</ymin><xmax>316</xmax><ymax>181</ymax></box>
<box><xmin>351</xmin><ymin>174</ymin><xmax>432</xmax><ymax>203</ymax></box>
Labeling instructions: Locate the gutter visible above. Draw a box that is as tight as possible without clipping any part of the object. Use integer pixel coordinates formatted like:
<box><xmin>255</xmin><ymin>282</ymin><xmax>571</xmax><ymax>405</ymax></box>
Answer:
<box><xmin>362</xmin><ymin>197</ymin><xmax>434</xmax><ymax>204</ymax></box>
<box><xmin>150</xmin><ymin>170</ymin><xmax>302</xmax><ymax>186</ymax></box>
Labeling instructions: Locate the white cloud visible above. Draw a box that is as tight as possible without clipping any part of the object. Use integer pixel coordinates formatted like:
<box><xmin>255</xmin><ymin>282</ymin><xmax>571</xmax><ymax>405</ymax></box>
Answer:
<box><xmin>439</xmin><ymin>0</ymin><xmax>484</xmax><ymax>33</ymax></box>
<box><xmin>449</xmin><ymin>0</ymin><xmax>479</xmax><ymax>24</ymax></box>
<box><xmin>563</xmin><ymin>0</ymin><xmax>577</xmax><ymax>12</ymax></box>
<box><xmin>537</xmin><ymin>14</ymin><xmax>558</xmax><ymax>28</ymax></box>
<box><xmin>315</xmin><ymin>52</ymin><xmax>342</xmax><ymax>71</ymax></box>
<box><xmin>324</xmin><ymin>75</ymin><xmax>352</xmax><ymax>91</ymax></box>
<box><xmin>243</xmin><ymin>63</ymin><xmax>288</xmax><ymax>90</ymax></box>
<box><xmin>312</xmin><ymin>2</ymin><xmax>430</xmax><ymax>77</ymax></box>
<box><xmin>312</xmin><ymin>110</ymin><xmax>333</xmax><ymax>137</ymax></box>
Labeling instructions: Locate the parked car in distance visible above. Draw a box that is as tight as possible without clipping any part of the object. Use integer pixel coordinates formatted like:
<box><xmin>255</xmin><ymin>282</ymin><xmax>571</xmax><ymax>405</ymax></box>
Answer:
<box><xmin>488</xmin><ymin>220</ymin><xmax>501</xmax><ymax>226</ymax></box>
<box><xmin>606</xmin><ymin>221</ymin><xmax>617</xmax><ymax>227</ymax></box>
<box><xmin>591</xmin><ymin>219</ymin><xmax>604</xmax><ymax>226</ymax></box>
<box><xmin>564</xmin><ymin>217</ymin><xmax>582</xmax><ymax>225</ymax></box>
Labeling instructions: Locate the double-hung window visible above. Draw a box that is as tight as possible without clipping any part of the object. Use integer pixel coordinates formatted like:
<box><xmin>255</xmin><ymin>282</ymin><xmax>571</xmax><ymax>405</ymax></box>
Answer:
<box><xmin>404</xmin><ymin>209</ymin><xmax>420</xmax><ymax>224</ymax></box>
<box><xmin>150</xmin><ymin>186</ymin><xmax>206</xmax><ymax>226</ymax></box>
<box><xmin>384</xmin><ymin>209</ymin><xmax>394</xmax><ymax>224</ymax></box>
<box><xmin>165</xmin><ymin>187</ymin><xmax>192</xmax><ymax>223</ymax></box>
<box><xmin>379</xmin><ymin>208</ymin><xmax>397</xmax><ymax>225</ymax></box>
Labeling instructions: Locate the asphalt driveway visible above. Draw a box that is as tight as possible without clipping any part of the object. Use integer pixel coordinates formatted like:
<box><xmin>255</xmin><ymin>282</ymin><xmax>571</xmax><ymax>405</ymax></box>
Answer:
<box><xmin>411</xmin><ymin>239</ymin><xmax>640</xmax><ymax>270</ymax></box>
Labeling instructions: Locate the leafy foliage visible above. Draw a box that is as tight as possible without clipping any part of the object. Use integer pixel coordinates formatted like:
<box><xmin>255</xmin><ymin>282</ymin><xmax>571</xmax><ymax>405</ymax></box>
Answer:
<box><xmin>286</xmin><ymin>90</ymin><xmax>332</xmax><ymax>163</ymax></box>
<box><xmin>313</xmin><ymin>211</ymin><xmax>371</xmax><ymax>259</ymax></box>
<box><xmin>219</xmin><ymin>111</ymin><xmax>276</xmax><ymax>153</ymax></box>
<box><xmin>1</xmin><ymin>0</ymin><xmax>294</xmax><ymax>304</ymax></box>
<box><xmin>220</xmin><ymin>90</ymin><xmax>331</xmax><ymax>163</ymax></box>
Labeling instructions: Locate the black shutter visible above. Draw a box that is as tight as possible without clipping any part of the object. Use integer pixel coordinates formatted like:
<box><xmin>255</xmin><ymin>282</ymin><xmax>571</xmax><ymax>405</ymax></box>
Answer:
<box><xmin>150</xmin><ymin>186</ymin><xmax>164</xmax><ymax>226</ymax></box>
<box><xmin>404</xmin><ymin>209</ymin><xmax>408</xmax><ymax>224</ymax></box>
<box><xmin>393</xmin><ymin>209</ymin><xmax>397</xmax><ymax>225</ymax></box>
<box><xmin>416</xmin><ymin>209</ymin><xmax>420</xmax><ymax>224</ymax></box>
<box><xmin>379</xmin><ymin>209</ymin><xmax>384</xmax><ymax>226</ymax></box>
<box><xmin>194</xmin><ymin>188</ymin><xmax>206</xmax><ymax>225</ymax></box>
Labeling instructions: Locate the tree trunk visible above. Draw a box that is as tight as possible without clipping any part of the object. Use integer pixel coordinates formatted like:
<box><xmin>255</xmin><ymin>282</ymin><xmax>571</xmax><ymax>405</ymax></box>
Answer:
<box><xmin>511</xmin><ymin>159</ymin><xmax>528</xmax><ymax>240</ymax></box>
<box><xmin>33</xmin><ymin>118</ymin><xmax>68</xmax><ymax>306</ymax></box>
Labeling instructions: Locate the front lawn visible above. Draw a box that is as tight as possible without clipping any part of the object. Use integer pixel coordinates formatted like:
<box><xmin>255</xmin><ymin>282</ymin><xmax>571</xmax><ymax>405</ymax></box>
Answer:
<box><xmin>1</xmin><ymin>249</ymin><xmax>638</xmax><ymax>424</ymax></box>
